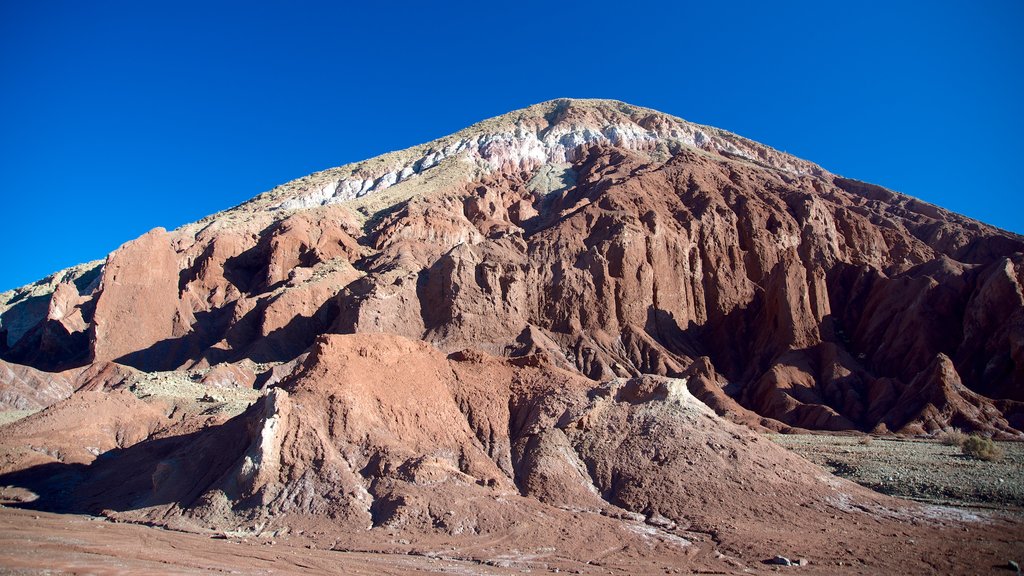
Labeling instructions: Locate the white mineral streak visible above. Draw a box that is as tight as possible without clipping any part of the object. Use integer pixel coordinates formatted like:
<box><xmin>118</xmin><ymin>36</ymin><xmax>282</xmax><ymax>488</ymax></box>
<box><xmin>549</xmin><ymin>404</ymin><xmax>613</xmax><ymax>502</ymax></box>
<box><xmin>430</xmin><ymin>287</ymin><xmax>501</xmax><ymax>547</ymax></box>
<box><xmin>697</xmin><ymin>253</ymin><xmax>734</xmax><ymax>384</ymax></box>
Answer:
<box><xmin>237</xmin><ymin>388</ymin><xmax>286</xmax><ymax>490</ymax></box>
<box><xmin>275</xmin><ymin>118</ymin><xmax>818</xmax><ymax>211</ymax></box>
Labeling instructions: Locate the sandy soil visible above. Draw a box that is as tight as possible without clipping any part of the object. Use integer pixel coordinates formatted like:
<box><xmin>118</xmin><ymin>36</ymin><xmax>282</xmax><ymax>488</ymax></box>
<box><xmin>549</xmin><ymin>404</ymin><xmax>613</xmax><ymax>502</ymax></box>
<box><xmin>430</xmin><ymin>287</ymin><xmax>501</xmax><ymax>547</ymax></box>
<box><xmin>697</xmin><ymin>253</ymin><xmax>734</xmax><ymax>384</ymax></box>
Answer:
<box><xmin>3</xmin><ymin>497</ymin><xmax>1023</xmax><ymax>574</ymax></box>
<box><xmin>0</xmin><ymin>507</ymin><xmax>522</xmax><ymax>576</ymax></box>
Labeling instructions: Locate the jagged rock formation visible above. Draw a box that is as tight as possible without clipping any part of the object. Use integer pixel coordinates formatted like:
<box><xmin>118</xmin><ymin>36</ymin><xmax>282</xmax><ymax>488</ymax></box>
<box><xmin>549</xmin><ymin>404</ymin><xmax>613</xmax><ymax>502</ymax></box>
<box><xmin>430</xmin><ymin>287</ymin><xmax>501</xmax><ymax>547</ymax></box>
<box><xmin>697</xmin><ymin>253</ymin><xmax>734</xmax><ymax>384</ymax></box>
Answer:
<box><xmin>2</xmin><ymin>98</ymin><xmax>1023</xmax><ymax>573</ymax></box>
<box><xmin>0</xmin><ymin>359</ymin><xmax>135</xmax><ymax>411</ymax></box>
<box><xmin>3</xmin><ymin>98</ymin><xmax>1020</xmax><ymax>437</ymax></box>
<box><xmin>5</xmin><ymin>333</ymin><xmax>1018</xmax><ymax>574</ymax></box>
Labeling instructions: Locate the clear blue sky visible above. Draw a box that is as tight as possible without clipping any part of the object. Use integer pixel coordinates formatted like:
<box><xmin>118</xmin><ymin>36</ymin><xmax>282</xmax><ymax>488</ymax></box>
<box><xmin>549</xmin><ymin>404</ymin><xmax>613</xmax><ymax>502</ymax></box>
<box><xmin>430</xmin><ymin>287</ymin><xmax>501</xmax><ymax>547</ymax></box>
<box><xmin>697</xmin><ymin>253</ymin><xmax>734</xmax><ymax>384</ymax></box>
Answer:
<box><xmin>1</xmin><ymin>1</ymin><xmax>1022</xmax><ymax>291</ymax></box>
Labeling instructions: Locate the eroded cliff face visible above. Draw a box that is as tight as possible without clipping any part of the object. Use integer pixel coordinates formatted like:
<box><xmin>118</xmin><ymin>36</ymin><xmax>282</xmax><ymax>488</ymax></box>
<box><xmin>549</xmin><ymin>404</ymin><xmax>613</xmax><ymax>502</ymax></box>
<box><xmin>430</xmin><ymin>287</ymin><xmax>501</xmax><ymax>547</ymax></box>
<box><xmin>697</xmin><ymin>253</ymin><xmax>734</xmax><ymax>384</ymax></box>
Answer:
<box><xmin>10</xmin><ymin>333</ymin><xmax>1011</xmax><ymax>573</ymax></box>
<box><xmin>2</xmin><ymin>98</ymin><xmax>1022</xmax><ymax>437</ymax></box>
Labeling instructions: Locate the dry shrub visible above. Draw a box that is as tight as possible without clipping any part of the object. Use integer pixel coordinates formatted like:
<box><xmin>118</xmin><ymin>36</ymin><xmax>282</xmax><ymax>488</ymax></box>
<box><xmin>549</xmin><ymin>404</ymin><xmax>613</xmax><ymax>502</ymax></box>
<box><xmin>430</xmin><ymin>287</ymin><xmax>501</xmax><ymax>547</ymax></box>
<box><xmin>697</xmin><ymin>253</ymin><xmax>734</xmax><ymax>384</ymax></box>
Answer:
<box><xmin>938</xmin><ymin>428</ymin><xmax>968</xmax><ymax>447</ymax></box>
<box><xmin>961</xmin><ymin>435</ymin><xmax>1004</xmax><ymax>462</ymax></box>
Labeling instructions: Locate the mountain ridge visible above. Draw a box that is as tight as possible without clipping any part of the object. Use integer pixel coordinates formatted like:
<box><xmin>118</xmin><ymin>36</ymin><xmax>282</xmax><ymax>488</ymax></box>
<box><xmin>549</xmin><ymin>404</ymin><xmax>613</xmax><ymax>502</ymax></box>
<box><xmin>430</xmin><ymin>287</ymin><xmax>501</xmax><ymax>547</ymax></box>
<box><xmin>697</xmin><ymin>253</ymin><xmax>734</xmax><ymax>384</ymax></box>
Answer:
<box><xmin>5</xmin><ymin>97</ymin><xmax>1018</xmax><ymax>301</ymax></box>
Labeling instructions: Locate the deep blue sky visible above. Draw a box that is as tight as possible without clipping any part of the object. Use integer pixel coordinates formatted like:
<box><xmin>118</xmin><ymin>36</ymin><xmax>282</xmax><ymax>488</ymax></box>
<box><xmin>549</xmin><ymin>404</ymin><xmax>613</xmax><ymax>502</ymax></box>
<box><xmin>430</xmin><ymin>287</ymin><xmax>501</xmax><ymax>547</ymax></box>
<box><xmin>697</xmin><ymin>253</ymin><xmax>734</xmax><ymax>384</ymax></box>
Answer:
<box><xmin>2</xmin><ymin>1</ymin><xmax>1022</xmax><ymax>291</ymax></box>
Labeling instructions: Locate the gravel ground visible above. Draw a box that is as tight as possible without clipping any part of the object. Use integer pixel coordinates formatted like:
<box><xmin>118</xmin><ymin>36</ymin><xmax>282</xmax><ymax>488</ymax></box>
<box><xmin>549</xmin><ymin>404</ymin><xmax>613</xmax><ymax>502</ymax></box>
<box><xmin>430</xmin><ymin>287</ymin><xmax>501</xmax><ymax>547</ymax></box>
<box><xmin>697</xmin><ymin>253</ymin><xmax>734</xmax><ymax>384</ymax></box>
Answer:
<box><xmin>126</xmin><ymin>370</ymin><xmax>260</xmax><ymax>418</ymax></box>
<box><xmin>771</xmin><ymin>433</ymin><xmax>1024</xmax><ymax>511</ymax></box>
<box><xmin>0</xmin><ymin>409</ymin><xmax>38</xmax><ymax>427</ymax></box>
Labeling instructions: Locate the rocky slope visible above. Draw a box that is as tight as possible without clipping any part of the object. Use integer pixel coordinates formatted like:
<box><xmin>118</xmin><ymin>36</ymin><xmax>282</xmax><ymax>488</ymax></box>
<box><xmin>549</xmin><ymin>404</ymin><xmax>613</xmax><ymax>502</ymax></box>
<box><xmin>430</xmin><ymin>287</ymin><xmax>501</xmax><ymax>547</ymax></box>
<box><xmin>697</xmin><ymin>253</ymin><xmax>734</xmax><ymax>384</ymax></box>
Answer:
<box><xmin>2</xmin><ymin>98</ymin><xmax>1023</xmax><ymax>572</ymax></box>
<box><xmin>2</xmin><ymin>98</ymin><xmax>1021</xmax><ymax>437</ymax></box>
<box><xmin>3</xmin><ymin>333</ymin><xmax>1022</xmax><ymax>573</ymax></box>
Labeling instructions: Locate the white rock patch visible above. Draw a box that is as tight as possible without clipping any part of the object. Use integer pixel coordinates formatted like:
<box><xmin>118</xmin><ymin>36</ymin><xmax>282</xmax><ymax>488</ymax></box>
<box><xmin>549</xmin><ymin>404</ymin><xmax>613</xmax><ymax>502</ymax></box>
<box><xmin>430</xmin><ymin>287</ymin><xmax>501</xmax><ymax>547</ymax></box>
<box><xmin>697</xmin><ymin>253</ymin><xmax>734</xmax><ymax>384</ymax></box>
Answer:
<box><xmin>274</xmin><ymin>118</ymin><xmax>820</xmax><ymax>211</ymax></box>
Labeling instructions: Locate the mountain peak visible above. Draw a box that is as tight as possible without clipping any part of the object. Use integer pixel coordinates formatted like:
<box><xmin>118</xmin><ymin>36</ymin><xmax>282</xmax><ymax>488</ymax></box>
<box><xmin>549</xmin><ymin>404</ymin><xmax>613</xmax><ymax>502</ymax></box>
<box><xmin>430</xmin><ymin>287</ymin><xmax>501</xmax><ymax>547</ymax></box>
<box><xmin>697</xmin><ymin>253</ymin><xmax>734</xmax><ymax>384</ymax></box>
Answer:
<box><xmin>247</xmin><ymin>99</ymin><xmax>829</xmax><ymax>214</ymax></box>
<box><xmin>2</xmin><ymin>93</ymin><xmax>1023</xmax><ymax>576</ymax></box>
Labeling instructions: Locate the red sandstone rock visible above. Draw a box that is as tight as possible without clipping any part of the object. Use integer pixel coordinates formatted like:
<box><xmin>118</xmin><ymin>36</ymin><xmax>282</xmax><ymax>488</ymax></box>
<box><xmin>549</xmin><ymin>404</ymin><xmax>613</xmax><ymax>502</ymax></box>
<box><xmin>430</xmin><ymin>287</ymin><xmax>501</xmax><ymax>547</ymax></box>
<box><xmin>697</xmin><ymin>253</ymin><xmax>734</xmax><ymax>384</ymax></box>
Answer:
<box><xmin>0</xmin><ymin>389</ymin><xmax>169</xmax><ymax>473</ymax></box>
<box><xmin>0</xmin><ymin>100</ymin><xmax>1023</xmax><ymax>573</ymax></box>
<box><xmin>2</xmin><ymin>98</ymin><xmax>1022</xmax><ymax>435</ymax></box>
<box><xmin>200</xmin><ymin>363</ymin><xmax>256</xmax><ymax>389</ymax></box>
<box><xmin>0</xmin><ymin>359</ymin><xmax>136</xmax><ymax>410</ymax></box>
<box><xmin>2</xmin><ymin>333</ymin><xmax>1019</xmax><ymax>574</ymax></box>
<box><xmin>0</xmin><ymin>360</ymin><xmax>75</xmax><ymax>410</ymax></box>
<box><xmin>90</xmin><ymin>228</ymin><xmax>187</xmax><ymax>368</ymax></box>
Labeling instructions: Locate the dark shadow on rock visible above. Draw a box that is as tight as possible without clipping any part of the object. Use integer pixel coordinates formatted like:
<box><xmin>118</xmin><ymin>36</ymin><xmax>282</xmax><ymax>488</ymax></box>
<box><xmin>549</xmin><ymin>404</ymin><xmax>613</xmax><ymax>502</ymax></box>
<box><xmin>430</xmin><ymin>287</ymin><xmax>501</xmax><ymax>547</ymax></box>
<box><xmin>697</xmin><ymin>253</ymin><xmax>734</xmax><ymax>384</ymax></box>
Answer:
<box><xmin>114</xmin><ymin>306</ymin><xmax>236</xmax><ymax>372</ymax></box>
<box><xmin>0</xmin><ymin>294</ymin><xmax>49</xmax><ymax>350</ymax></box>
<box><xmin>113</xmin><ymin>293</ymin><xmax>340</xmax><ymax>371</ymax></box>
<box><xmin>644</xmin><ymin>307</ymin><xmax>701</xmax><ymax>361</ymax></box>
<box><xmin>0</xmin><ymin>415</ymin><xmax>253</xmax><ymax>516</ymax></box>
<box><xmin>243</xmin><ymin>297</ymin><xmax>340</xmax><ymax>364</ymax></box>
<box><xmin>674</xmin><ymin>301</ymin><xmax>761</xmax><ymax>385</ymax></box>
<box><xmin>3</xmin><ymin>320</ymin><xmax>91</xmax><ymax>371</ymax></box>
<box><xmin>360</xmin><ymin>200</ymin><xmax>410</xmax><ymax>248</ymax></box>
<box><xmin>332</xmin><ymin>275</ymin><xmax>378</xmax><ymax>335</ymax></box>
<box><xmin>221</xmin><ymin>240</ymin><xmax>270</xmax><ymax>296</ymax></box>
<box><xmin>415</xmin><ymin>255</ymin><xmax>449</xmax><ymax>333</ymax></box>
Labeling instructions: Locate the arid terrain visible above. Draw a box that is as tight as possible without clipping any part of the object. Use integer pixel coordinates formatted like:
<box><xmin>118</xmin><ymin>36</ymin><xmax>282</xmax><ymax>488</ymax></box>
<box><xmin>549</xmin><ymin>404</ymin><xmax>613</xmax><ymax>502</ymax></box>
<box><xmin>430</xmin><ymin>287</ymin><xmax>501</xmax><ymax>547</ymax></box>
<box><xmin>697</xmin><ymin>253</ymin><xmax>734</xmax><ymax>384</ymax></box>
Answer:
<box><xmin>773</xmin><ymin>434</ymin><xmax>1024</xmax><ymax>510</ymax></box>
<box><xmin>1</xmin><ymin>99</ymin><xmax>1022</xmax><ymax>574</ymax></box>
<box><xmin>3</xmin><ymin>430</ymin><xmax>1023</xmax><ymax>574</ymax></box>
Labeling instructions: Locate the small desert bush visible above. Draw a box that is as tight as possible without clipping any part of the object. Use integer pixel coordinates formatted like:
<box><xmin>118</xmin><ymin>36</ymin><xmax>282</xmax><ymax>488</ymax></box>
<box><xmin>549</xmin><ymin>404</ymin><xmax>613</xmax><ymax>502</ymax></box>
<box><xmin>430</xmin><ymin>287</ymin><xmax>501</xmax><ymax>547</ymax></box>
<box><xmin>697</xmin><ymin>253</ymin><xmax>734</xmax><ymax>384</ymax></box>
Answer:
<box><xmin>961</xmin><ymin>435</ymin><xmax>1004</xmax><ymax>462</ymax></box>
<box><xmin>938</xmin><ymin>428</ymin><xmax>968</xmax><ymax>447</ymax></box>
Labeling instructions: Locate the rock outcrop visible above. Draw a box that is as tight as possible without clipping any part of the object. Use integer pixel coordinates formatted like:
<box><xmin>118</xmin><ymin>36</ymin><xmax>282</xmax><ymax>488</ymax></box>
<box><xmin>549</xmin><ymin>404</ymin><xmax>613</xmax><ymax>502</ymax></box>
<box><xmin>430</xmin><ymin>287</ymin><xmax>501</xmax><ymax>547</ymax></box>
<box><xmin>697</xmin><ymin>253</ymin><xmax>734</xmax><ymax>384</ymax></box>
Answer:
<box><xmin>0</xmin><ymin>359</ymin><xmax>136</xmax><ymax>411</ymax></box>
<box><xmin>0</xmin><ymin>360</ymin><xmax>75</xmax><ymax>411</ymax></box>
<box><xmin>4</xmin><ymin>333</ymin><xmax>986</xmax><ymax>573</ymax></box>
<box><xmin>1</xmin><ymin>99</ymin><xmax>1023</xmax><ymax>574</ymax></box>
<box><xmin>1</xmin><ymin>98</ymin><xmax>1021</xmax><ymax>438</ymax></box>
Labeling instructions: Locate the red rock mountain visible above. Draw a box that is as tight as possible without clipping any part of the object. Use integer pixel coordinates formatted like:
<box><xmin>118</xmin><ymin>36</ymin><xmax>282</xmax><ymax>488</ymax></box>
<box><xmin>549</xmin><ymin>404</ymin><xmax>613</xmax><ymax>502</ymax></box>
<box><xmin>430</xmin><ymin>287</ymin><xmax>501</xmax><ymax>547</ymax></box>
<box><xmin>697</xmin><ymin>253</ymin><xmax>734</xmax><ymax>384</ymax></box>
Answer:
<box><xmin>3</xmin><ymin>98</ymin><xmax>1020</xmax><ymax>436</ymax></box>
<box><xmin>2</xmin><ymin>99</ymin><xmax>1023</xmax><ymax>573</ymax></box>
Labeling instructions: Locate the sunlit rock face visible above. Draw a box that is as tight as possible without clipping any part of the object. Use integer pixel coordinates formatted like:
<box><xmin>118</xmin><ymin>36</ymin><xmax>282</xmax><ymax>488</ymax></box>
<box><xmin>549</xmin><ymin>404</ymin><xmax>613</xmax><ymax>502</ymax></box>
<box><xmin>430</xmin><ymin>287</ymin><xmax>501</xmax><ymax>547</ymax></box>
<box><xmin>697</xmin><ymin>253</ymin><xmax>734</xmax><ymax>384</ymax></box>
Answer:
<box><xmin>1</xmin><ymin>98</ymin><xmax>1023</xmax><ymax>576</ymax></box>
<box><xmin>274</xmin><ymin>102</ymin><xmax>824</xmax><ymax>211</ymax></box>
<box><xmin>1</xmin><ymin>98</ymin><xmax>1022</xmax><ymax>437</ymax></box>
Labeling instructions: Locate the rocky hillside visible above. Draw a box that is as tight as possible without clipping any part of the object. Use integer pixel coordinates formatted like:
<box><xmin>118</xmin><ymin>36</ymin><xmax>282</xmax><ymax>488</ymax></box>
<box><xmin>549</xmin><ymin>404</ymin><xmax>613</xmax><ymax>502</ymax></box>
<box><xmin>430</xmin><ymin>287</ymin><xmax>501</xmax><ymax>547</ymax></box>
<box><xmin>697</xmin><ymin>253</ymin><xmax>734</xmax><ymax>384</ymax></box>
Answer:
<box><xmin>2</xmin><ymin>98</ymin><xmax>1023</xmax><ymax>573</ymax></box>
<box><xmin>3</xmin><ymin>98</ymin><xmax>1021</xmax><ymax>437</ymax></box>
<box><xmin>5</xmin><ymin>332</ymin><xmax>1022</xmax><ymax>573</ymax></box>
